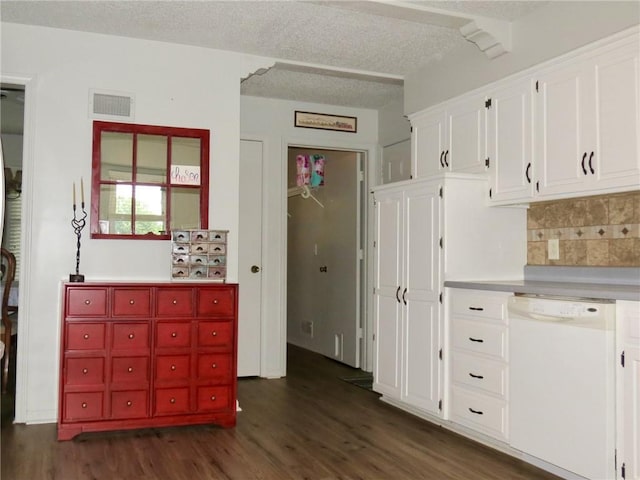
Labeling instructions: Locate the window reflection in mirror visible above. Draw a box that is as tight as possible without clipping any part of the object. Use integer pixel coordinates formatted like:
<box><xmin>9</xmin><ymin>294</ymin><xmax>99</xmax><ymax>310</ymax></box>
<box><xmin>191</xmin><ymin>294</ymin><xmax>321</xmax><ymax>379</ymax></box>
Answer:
<box><xmin>91</xmin><ymin>121</ymin><xmax>209</xmax><ymax>239</ymax></box>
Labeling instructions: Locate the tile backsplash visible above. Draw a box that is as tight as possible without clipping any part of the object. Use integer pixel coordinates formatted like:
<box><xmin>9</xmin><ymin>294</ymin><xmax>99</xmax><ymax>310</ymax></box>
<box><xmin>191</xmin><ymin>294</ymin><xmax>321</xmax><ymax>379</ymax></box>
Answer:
<box><xmin>527</xmin><ymin>191</ymin><xmax>640</xmax><ymax>266</ymax></box>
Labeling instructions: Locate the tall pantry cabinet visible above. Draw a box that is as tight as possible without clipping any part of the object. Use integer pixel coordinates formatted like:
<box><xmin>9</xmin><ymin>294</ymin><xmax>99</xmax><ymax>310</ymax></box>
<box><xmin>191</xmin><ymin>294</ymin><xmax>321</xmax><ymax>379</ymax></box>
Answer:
<box><xmin>372</xmin><ymin>174</ymin><xmax>525</xmax><ymax>419</ymax></box>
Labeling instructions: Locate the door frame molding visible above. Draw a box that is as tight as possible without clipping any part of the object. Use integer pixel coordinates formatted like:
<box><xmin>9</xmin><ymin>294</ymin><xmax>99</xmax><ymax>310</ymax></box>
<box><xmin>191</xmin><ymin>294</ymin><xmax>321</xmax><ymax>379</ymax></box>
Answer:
<box><xmin>282</xmin><ymin>136</ymin><xmax>378</xmax><ymax>373</ymax></box>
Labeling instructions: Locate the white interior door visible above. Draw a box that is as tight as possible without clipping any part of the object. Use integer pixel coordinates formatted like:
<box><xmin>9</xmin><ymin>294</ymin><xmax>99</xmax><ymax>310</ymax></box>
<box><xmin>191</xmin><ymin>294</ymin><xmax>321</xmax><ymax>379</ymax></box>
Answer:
<box><xmin>238</xmin><ymin>139</ymin><xmax>263</xmax><ymax>376</ymax></box>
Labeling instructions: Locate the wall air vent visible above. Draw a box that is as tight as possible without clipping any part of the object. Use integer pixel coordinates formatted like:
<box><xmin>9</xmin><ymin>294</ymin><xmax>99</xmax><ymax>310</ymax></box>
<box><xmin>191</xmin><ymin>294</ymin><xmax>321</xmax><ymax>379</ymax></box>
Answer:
<box><xmin>89</xmin><ymin>89</ymin><xmax>135</xmax><ymax>120</ymax></box>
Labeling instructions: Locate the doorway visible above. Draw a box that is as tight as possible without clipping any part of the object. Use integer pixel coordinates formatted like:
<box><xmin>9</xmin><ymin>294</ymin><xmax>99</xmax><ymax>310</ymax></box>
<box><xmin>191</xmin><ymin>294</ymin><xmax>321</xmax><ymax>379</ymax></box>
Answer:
<box><xmin>0</xmin><ymin>82</ymin><xmax>24</xmax><ymax>419</ymax></box>
<box><xmin>286</xmin><ymin>146</ymin><xmax>365</xmax><ymax>368</ymax></box>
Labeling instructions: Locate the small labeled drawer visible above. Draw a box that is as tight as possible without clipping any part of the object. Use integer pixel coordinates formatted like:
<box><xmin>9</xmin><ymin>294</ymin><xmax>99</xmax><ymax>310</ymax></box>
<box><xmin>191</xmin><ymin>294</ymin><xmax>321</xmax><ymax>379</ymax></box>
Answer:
<box><xmin>450</xmin><ymin>386</ymin><xmax>507</xmax><ymax>440</ymax></box>
<box><xmin>198</xmin><ymin>288</ymin><xmax>235</xmax><ymax>317</ymax></box>
<box><xmin>65</xmin><ymin>357</ymin><xmax>105</xmax><ymax>386</ymax></box>
<box><xmin>111</xmin><ymin>356</ymin><xmax>149</xmax><ymax>383</ymax></box>
<box><xmin>66</xmin><ymin>288</ymin><xmax>107</xmax><ymax>317</ymax></box>
<box><xmin>197</xmin><ymin>354</ymin><xmax>232</xmax><ymax>381</ymax></box>
<box><xmin>156</xmin><ymin>288</ymin><xmax>194</xmax><ymax>317</ymax></box>
<box><xmin>450</xmin><ymin>290</ymin><xmax>508</xmax><ymax>324</ymax></box>
<box><xmin>154</xmin><ymin>387</ymin><xmax>190</xmax><ymax>415</ymax></box>
<box><xmin>452</xmin><ymin>319</ymin><xmax>507</xmax><ymax>360</ymax></box>
<box><xmin>197</xmin><ymin>386</ymin><xmax>231</xmax><ymax>412</ymax></box>
<box><xmin>190</xmin><ymin>243</ymin><xmax>209</xmax><ymax>254</ymax></box>
<box><xmin>110</xmin><ymin>390</ymin><xmax>148</xmax><ymax>419</ymax></box>
<box><xmin>113</xmin><ymin>288</ymin><xmax>151</xmax><ymax>317</ymax></box>
<box><xmin>451</xmin><ymin>352</ymin><xmax>506</xmax><ymax>397</ymax></box>
<box><xmin>209</xmin><ymin>244</ymin><xmax>226</xmax><ymax>255</ymax></box>
<box><xmin>63</xmin><ymin>391</ymin><xmax>104</xmax><ymax>422</ymax></box>
<box><xmin>112</xmin><ymin>323</ymin><xmax>150</xmax><ymax>350</ymax></box>
<box><xmin>156</xmin><ymin>322</ymin><xmax>192</xmax><ymax>348</ymax></box>
<box><xmin>155</xmin><ymin>355</ymin><xmax>190</xmax><ymax>381</ymax></box>
<box><xmin>197</xmin><ymin>322</ymin><xmax>233</xmax><ymax>348</ymax></box>
<box><xmin>66</xmin><ymin>323</ymin><xmax>106</xmax><ymax>350</ymax></box>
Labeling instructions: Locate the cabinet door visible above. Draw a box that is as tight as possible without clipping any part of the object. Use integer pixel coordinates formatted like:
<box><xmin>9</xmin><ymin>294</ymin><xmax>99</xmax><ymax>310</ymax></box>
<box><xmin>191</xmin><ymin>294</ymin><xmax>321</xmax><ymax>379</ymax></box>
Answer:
<box><xmin>411</xmin><ymin>108</ymin><xmax>447</xmax><ymax>178</ymax></box>
<box><xmin>487</xmin><ymin>80</ymin><xmax>534</xmax><ymax>204</ymax></box>
<box><xmin>589</xmin><ymin>41</ymin><xmax>640</xmax><ymax>191</ymax></box>
<box><xmin>372</xmin><ymin>189</ymin><xmax>403</xmax><ymax>399</ymax></box>
<box><xmin>447</xmin><ymin>93</ymin><xmax>486</xmax><ymax>174</ymax></box>
<box><xmin>534</xmin><ymin>60</ymin><xmax>589</xmax><ymax>197</ymax></box>
<box><xmin>401</xmin><ymin>183</ymin><xmax>441</xmax><ymax>413</ymax></box>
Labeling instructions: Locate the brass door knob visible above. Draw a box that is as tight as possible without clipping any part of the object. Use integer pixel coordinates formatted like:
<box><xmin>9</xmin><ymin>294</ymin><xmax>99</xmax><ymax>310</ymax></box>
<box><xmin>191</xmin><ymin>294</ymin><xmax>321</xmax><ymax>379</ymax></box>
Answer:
<box><xmin>251</xmin><ymin>265</ymin><xmax>260</xmax><ymax>273</ymax></box>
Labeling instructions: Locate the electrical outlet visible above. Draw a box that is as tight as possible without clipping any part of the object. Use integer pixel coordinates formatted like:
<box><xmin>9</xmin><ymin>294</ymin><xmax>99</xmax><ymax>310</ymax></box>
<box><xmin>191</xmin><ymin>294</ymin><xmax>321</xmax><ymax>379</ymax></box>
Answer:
<box><xmin>548</xmin><ymin>239</ymin><xmax>560</xmax><ymax>260</ymax></box>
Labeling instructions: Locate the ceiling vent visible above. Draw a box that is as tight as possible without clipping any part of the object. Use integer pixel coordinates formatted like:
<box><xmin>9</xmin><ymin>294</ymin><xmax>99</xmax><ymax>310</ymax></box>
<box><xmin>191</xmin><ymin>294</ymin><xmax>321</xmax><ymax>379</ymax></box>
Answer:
<box><xmin>89</xmin><ymin>89</ymin><xmax>135</xmax><ymax>120</ymax></box>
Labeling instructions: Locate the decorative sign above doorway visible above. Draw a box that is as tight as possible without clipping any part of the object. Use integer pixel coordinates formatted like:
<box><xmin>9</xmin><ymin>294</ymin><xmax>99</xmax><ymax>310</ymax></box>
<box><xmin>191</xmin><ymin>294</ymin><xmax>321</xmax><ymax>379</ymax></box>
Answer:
<box><xmin>294</xmin><ymin>111</ymin><xmax>357</xmax><ymax>133</ymax></box>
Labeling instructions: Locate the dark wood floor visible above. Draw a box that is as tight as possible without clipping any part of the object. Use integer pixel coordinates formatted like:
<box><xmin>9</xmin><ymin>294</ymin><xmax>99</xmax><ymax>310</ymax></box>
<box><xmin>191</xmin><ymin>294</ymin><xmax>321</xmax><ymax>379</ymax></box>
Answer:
<box><xmin>1</xmin><ymin>345</ymin><xmax>560</xmax><ymax>480</ymax></box>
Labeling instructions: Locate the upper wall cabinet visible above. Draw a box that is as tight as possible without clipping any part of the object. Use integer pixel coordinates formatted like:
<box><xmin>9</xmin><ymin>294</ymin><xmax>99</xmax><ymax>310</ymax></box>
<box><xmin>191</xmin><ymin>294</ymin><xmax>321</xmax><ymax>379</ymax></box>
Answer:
<box><xmin>534</xmin><ymin>34</ymin><xmax>640</xmax><ymax>199</ymax></box>
<box><xmin>410</xmin><ymin>92</ymin><xmax>487</xmax><ymax>179</ymax></box>
<box><xmin>486</xmin><ymin>78</ymin><xmax>534</xmax><ymax>204</ymax></box>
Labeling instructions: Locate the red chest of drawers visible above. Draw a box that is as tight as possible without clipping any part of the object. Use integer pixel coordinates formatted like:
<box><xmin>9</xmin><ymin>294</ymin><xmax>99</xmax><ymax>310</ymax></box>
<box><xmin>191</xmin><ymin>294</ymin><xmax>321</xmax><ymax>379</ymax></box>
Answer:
<box><xmin>58</xmin><ymin>282</ymin><xmax>238</xmax><ymax>441</ymax></box>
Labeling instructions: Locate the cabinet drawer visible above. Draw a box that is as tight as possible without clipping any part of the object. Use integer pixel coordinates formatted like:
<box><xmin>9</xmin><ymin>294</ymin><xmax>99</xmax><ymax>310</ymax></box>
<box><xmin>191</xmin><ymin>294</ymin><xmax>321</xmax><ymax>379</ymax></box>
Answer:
<box><xmin>197</xmin><ymin>322</ymin><xmax>233</xmax><ymax>348</ymax></box>
<box><xmin>154</xmin><ymin>387</ymin><xmax>190</xmax><ymax>415</ymax></box>
<box><xmin>156</xmin><ymin>288</ymin><xmax>194</xmax><ymax>317</ymax></box>
<box><xmin>66</xmin><ymin>288</ymin><xmax>108</xmax><ymax>317</ymax></box>
<box><xmin>196</xmin><ymin>386</ymin><xmax>231</xmax><ymax>412</ymax></box>
<box><xmin>452</xmin><ymin>319</ymin><xmax>507</xmax><ymax>360</ymax></box>
<box><xmin>66</xmin><ymin>323</ymin><xmax>106</xmax><ymax>350</ymax></box>
<box><xmin>155</xmin><ymin>355</ymin><xmax>190</xmax><ymax>381</ymax></box>
<box><xmin>156</xmin><ymin>322</ymin><xmax>192</xmax><ymax>348</ymax></box>
<box><xmin>450</xmin><ymin>290</ymin><xmax>507</xmax><ymax>323</ymax></box>
<box><xmin>110</xmin><ymin>390</ymin><xmax>149</xmax><ymax>419</ymax></box>
<box><xmin>112</xmin><ymin>323</ymin><xmax>150</xmax><ymax>350</ymax></box>
<box><xmin>197</xmin><ymin>287</ymin><xmax>235</xmax><ymax>317</ymax></box>
<box><xmin>197</xmin><ymin>354</ymin><xmax>232</xmax><ymax>381</ymax></box>
<box><xmin>450</xmin><ymin>386</ymin><xmax>508</xmax><ymax>440</ymax></box>
<box><xmin>451</xmin><ymin>352</ymin><xmax>506</xmax><ymax>397</ymax></box>
<box><xmin>65</xmin><ymin>357</ymin><xmax>105</xmax><ymax>386</ymax></box>
<box><xmin>112</xmin><ymin>288</ymin><xmax>151</xmax><ymax>317</ymax></box>
<box><xmin>111</xmin><ymin>356</ymin><xmax>149</xmax><ymax>383</ymax></box>
<box><xmin>63</xmin><ymin>392</ymin><xmax>104</xmax><ymax>422</ymax></box>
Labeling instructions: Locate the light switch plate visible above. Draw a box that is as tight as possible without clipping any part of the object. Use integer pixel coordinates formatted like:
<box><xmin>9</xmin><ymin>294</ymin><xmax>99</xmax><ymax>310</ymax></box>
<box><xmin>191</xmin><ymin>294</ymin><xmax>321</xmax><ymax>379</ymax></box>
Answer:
<box><xmin>548</xmin><ymin>239</ymin><xmax>560</xmax><ymax>260</ymax></box>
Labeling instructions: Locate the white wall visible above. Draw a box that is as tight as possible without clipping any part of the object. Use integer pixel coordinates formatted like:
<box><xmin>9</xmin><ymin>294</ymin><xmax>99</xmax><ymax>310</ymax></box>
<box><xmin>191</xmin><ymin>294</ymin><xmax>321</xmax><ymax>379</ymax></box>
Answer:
<box><xmin>240</xmin><ymin>96</ymin><xmax>378</xmax><ymax>377</ymax></box>
<box><xmin>1</xmin><ymin>22</ymin><xmax>271</xmax><ymax>423</ymax></box>
<box><xmin>405</xmin><ymin>1</ymin><xmax>640</xmax><ymax>114</ymax></box>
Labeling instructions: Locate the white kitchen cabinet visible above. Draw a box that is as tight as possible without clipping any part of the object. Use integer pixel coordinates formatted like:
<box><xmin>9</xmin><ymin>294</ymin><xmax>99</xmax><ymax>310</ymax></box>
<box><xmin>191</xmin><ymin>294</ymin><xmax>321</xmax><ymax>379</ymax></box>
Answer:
<box><xmin>486</xmin><ymin>78</ymin><xmax>534</xmax><ymax>205</ymax></box>
<box><xmin>617</xmin><ymin>301</ymin><xmax>640</xmax><ymax>480</ymax></box>
<box><xmin>372</xmin><ymin>174</ymin><xmax>525</xmax><ymax>419</ymax></box>
<box><xmin>410</xmin><ymin>92</ymin><xmax>487</xmax><ymax>179</ymax></box>
<box><xmin>447</xmin><ymin>289</ymin><xmax>512</xmax><ymax>442</ymax></box>
<box><xmin>534</xmin><ymin>34</ymin><xmax>640</xmax><ymax>199</ymax></box>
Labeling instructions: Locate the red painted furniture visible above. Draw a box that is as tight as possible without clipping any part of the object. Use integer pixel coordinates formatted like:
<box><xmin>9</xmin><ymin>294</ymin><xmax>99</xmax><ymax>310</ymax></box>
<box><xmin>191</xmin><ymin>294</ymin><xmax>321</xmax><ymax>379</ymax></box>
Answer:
<box><xmin>58</xmin><ymin>282</ymin><xmax>237</xmax><ymax>441</ymax></box>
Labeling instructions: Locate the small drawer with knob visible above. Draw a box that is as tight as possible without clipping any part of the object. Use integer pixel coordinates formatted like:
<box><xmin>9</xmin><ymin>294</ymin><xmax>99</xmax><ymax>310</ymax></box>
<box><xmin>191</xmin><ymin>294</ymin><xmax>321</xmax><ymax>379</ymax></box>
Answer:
<box><xmin>110</xmin><ymin>390</ymin><xmax>149</xmax><ymax>419</ymax></box>
<box><xmin>112</xmin><ymin>288</ymin><xmax>151</xmax><ymax>317</ymax></box>
<box><xmin>156</xmin><ymin>288</ymin><xmax>194</xmax><ymax>317</ymax></box>
<box><xmin>197</xmin><ymin>322</ymin><xmax>233</xmax><ymax>348</ymax></box>
<box><xmin>450</xmin><ymin>386</ymin><xmax>507</xmax><ymax>440</ymax></box>
<box><xmin>156</xmin><ymin>322</ymin><xmax>192</xmax><ymax>348</ymax></box>
<box><xmin>112</xmin><ymin>322</ymin><xmax>150</xmax><ymax>350</ymax></box>
<box><xmin>155</xmin><ymin>355</ymin><xmax>190</xmax><ymax>381</ymax></box>
<box><xmin>111</xmin><ymin>356</ymin><xmax>149</xmax><ymax>383</ymax></box>
<box><xmin>197</xmin><ymin>354</ymin><xmax>231</xmax><ymax>381</ymax></box>
<box><xmin>66</xmin><ymin>288</ymin><xmax>107</xmax><ymax>317</ymax></box>
<box><xmin>154</xmin><ymin>387</ymin><xmax>190</xmax><ymax>415</ymax></box>
<box><xmin>197</xmin><ymin>386</ymin><xmax>230</xmax><ymax>412</ymax></box>
<box><xmin>198</xmin><ymin>287</ymin><xmax>235</xmax><ymax>317</ymax></box>
<box><xmin>65</xmin><ymin>357</ymin><xmax>105</xmax><ymax>386</ymax></box>
<box><xmin>63</xmin><ymin>391</ymin><xmax>104</xmax><ymax>422</ymax></box>
<box><xmin>451</xmin><ymin>319</ymin><xmax>507</xmax><ymax>360</ymax></box>
<box><xmin>66</xmin><ymin>323</ymin><xmax>106</xmax><ymax>350</ymax></box>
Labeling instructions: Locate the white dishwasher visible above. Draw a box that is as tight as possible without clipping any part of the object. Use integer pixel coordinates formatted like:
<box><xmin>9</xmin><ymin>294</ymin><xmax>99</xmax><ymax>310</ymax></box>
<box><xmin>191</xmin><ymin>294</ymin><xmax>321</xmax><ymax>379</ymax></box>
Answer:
<box><xmin>508</xmin><ymin>295</ymin><xmax>616</xmax><ymax>480</ymax></box>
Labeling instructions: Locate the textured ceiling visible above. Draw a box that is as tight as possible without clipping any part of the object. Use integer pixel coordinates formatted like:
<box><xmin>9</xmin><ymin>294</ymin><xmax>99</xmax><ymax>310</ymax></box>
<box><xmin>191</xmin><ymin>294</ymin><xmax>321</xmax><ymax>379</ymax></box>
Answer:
<box><xmin>0</xmin><ymin>1</ymin><xmax>548</xmax><ymax>111</ymax></box>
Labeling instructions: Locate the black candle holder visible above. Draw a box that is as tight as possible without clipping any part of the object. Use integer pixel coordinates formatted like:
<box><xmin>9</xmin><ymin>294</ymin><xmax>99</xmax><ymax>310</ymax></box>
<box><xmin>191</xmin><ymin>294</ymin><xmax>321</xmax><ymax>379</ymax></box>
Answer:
<box><xmin>70</xmin><ymin>202</ymin><xmax>87</xmax><ymax>282</ymax></box>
